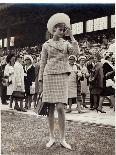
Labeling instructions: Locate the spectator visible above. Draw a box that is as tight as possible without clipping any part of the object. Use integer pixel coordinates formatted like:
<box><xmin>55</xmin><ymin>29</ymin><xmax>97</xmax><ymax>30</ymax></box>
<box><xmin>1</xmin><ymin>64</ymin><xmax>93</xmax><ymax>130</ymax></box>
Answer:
<box><xmin>24</xmin><ymin>55</ymin><xmax>35</xmax><ymax>110</ymax></box>
<box><xmin>13</xmin><ymin>55</ymin><xmax>27</xmax><ymax>112</ymax></box>
<box><xmin>4</xmin><ymin>53</ymin><xmax>15</xmax><ymax>109</ymax></box>
<box><xmin>66</xmin><ymin>55</ymin><xmax>82</xmax><ymax>113</ymax></box>
<box><xmin>78</xmin><ymin>56</ymin><xmax>89</xmax><ymax>108</ymax></box>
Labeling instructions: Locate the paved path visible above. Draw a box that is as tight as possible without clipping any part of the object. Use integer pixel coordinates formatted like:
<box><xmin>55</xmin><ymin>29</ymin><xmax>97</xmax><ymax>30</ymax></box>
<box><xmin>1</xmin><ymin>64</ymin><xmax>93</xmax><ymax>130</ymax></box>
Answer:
<box><xmin>0</xmin><ymin>100</ymin><xmax>115</xmax><ymax>127</ymax></box>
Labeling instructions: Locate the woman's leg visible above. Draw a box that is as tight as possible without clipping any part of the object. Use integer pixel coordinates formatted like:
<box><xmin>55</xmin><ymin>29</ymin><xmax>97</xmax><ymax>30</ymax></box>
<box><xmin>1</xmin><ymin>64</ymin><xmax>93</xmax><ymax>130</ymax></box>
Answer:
<box><xmin>81</xmin><ymin>93</ymin><xmax>88</xmax><ymax>108</ymax></box>
<box><xmin>56</xmin><ymin>103</ymin><xmax>71</xmax><ymax>149</ymax></box>
<box><xmin>66</xmin><ymin>98</ymin><xmax>72</xmax><ymax>113</ymax></box>
<box><xmin>25</xmin><ymin>95</ymin><xmax>28</xmax><ymax>109</ymax></box>
<box><xmin>28</xmin><ymin>95</ymin><xmax>32</xmax><ymax>109</ymax></box>
<box><xmin>110</xmin><ymin>95</ymin><xmax>115</xmax><ymax>108</ymax></box>
<box><xmin>76</xmin><ymin>98</ymin><xmax>82</xmax><ymax>113</ymax></box>
<box><xmin>34</xmin><ymin>93</ymin><xmax>37</xmax><ymax>108</ymax></box>
<box><xmin>9</xmin><ymin>95</ymin><xmax>13</xmax><ymax>109</ymax></box>
<box><xmin>46</xmin><ymin>104</ymin><xmax>55</xmax><ymax>147</ymax></box>
<box><xmin>93</xmin><ymin>95</ymin><xmax>98</xmax><ymax>109</ymax></box>
<box><xmin>97</xmin><ymin>96</ymin><xmax>105</xmax><ymax>113</ymax></box>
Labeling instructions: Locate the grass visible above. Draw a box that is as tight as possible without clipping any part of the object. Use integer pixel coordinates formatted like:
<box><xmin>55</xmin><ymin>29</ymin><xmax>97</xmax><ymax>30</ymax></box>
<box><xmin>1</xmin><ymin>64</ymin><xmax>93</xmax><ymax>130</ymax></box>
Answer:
<box><xmin>1</xmin><ymin>110</ymin><xmax>115</xmax><ymax>155</ymax></box>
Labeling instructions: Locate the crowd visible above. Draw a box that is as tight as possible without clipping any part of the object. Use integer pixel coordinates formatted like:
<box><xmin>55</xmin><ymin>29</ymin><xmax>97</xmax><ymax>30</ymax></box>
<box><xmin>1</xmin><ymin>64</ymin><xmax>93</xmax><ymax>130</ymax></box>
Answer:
<box><xmin>0</xmin><ymin>34</ymin><xmax>115</xmax><ymax>113</ymax></box>
<box><xmin>0</xmin><ymin>12</ymin><xmax>115</xmax><ymax>150</ymax></box>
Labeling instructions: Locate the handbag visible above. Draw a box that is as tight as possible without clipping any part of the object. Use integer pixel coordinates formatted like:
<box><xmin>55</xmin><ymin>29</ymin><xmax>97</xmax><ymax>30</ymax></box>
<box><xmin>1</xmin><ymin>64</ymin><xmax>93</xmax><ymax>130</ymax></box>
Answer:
<box><xmin>106</xmin><ymin>79</ymin><xmax>115</xmax><ymax>88</ymax></box>
<box><xmin>12</xmin><ymin>91</ymin><xmax>25</xmax><ymax>99</ymax></box>
<box><xmin>2</xmin><ymin>76</ymin><xmax>9</xmax><ymax>86</ymax></box>
<box><xmin>34</xmin><ymin>93</ymin><xmax>48</xmax><ymax>116</ymax></box>
<box><xmin>30</xmin><ymin>82</ymin><xmax>35</xmax><ymax>95</ymax></box>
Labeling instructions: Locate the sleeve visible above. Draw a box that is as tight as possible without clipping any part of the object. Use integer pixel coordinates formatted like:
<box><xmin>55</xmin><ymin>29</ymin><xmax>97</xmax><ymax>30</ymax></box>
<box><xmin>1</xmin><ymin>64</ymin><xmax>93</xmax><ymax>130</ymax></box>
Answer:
<box><xmin>32</xmin><ymin>66</ymin><xmax>36</xmax><ymax>82</ymax></box>
<box><xmin>38</xmin><ymin>43</ymin><xmax>48</xmax><ymax>81</ymax></box>
<box><xmin>4</xmin><ymin>65</ymin><xmax>9</xmax><ymax>77</ymax></box>
<box><xmin>67</xmin><ymin>40</ymin><xmax>80</xmax><ymax>56</ymax></box>
<box><xmin>14</xmin><ymin>66</ymin><xmax>22</xmax><ymax>86</ymax></box>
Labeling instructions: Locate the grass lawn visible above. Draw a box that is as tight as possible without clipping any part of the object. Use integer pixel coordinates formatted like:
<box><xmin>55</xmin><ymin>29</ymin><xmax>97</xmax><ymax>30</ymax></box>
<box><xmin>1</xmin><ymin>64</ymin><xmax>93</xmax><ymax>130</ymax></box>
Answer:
<box><xmin>1</xmin><ymin>110</ymin><xmax>115</xmax><ymax>155</ymax></box>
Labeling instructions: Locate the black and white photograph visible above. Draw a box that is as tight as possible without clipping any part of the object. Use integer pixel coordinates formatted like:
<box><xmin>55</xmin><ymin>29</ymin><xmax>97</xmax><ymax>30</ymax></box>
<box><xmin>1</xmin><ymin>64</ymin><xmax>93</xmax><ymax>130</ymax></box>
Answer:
<box><xmin>0</xmin><ymin>2</ymin><xmax>115</xmax><ymax>155</ymax></box>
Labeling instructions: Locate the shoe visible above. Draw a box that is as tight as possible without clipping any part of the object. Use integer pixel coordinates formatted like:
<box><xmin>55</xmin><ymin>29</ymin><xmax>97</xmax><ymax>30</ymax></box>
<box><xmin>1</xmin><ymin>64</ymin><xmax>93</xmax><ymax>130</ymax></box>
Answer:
<box><xmin>9</xmin><ymin>107</ymin><xmax>13</xmax><ymax>110</ymax></box>
<box><xmin>90</xmin><ymin>107</ymin><xmax>94</xmax><ymax>110</ymax></box>
<box><xmin>110</xmin><ymin>105</ymin><xmax>114</xmax><ymax>108</ymax></box>
<box><xmin>60</xmin><ymin>141</ymin><xmax>72</xmax><ymax>150</ymax></box>
<box><xmin>14</xmin><ymin>107</ymin><xmax>21</xmax><ymax>111</ymax></box>
<box><xmin>90</xmin><ymin>107</ymin><xmax>97</xmax><ymax>110</ymax></box>
<box><xmin>24</xmin><ymin>106</ymin><xmax>28</xmax><ymax>110</ymax></box>
<box><xmin>96</xmin><ymin>108</ymin><xmax>106</xmax><ymax>113</ymax></box>
<box><xmin>66</xmin><ymin>109</ymin><xmax>72</xmax><ymax>113</ymax></box>
<box><xmin>78</xmin><ymin>110</ymin><xmax>84</xmax><ymax>114</ymax></box>
<box><xmin>83</xmin><ymin>105</ymin><xmax>88</xmax><ymax>108</ymax></box>
<box><xmin>21</xmin><ymin>108</ymin><xmax>27</xmax><ymax>112</ymax></box>
<box><xmin>46</xmin><ymin>139</ymin><xmax>55</xmax><ymax>148</ymax></box>
<box><xmin>2</xmin><ymin>102</ymin><xmax>9</xmax><ymax>105</ymax></box>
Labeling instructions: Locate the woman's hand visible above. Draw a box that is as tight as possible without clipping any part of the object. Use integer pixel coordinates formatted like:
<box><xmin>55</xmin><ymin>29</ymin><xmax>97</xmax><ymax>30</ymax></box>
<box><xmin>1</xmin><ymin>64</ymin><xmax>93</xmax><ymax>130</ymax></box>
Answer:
<box><xmin>85</xmin><ymin>73</ymin><xmax>90</xmax><ymax>78</ymax></box>
<box><xmin>39</xmin><ymin>81</ymin><xmax>43</xmax><ymax>95</ymax></box>
<box><xmin>65</xmin><ymin>27</ymin><xmax>73</xmax><ymax>38</ymax></box>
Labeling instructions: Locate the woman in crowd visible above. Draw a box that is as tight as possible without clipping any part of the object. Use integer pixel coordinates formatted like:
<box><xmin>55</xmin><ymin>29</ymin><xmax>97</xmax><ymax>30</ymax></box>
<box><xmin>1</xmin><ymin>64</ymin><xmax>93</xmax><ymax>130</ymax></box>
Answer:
<box><xmin>33</xmin><ymin>55</ymin><xmax>40</xmax><ymax>108</ymax></box>
<box><xmin>24</xmin><ymin>55</ymin><xmax>35</xmax><ymax>110</ymax></box>
<box><xmin>0</xmin><ymin>56</ymin><xmax>8</xmax><ymax>105</ymax></box>
<box><xmin>89</xmin><ymin>53</ymin><xmax>103</xmax><ymax>110</ymax></box>
<box><xmin>39</xmin><ymin>13</ymin><xmax>80</xmax><ymax>149</ymax></box>
<box><xmin>66</xmin><ymin>55</ymin><xmax>82</xmax><ymax>113</ymax></box>
<box><xmin>0</xmin><ymin>56</ymin><xmax>2</xmax><ymax>98</ymax></box>
<box><xmin>97</xmin><ymin>55</ymin><xmax>115</xmax><ymax>113</ymax></box>
<box><xmin>78</xmin><ymin>56</ymin><xmax>89</xmax><ymax>108</ymax></box>
<box><xmin>86</xmin><ymin>56</ymin><xmax>95</xmax><ymax>109</ymax></box>
<box><xmin>13</xmin><ymin>55</ymin><xmax>27</xmax><ymax>112</ymax></box>
<box><xmin>4</xmin><ymin>53</ymin><xmax>15</xmax><ymax>109</ymax></box>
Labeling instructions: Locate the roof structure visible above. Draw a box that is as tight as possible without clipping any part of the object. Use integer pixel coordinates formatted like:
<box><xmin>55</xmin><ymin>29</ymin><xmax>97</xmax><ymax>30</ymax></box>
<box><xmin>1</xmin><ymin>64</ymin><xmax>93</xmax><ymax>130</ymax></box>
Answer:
<box><xmin>0</xmin><ymin>3</ymin><xmax>115</xmax><ymax>44</ymax></box>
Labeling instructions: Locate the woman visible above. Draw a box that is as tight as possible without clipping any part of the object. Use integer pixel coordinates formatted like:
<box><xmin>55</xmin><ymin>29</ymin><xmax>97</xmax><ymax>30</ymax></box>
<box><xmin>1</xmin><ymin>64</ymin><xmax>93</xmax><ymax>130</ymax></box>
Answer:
<box><xmin>97</xmin><ymin>55</ymin><xmax>115</xmax><ymax>113</ymax></box>
<box><xmin>39</xmin><ymin>13</ymin><xmax>80</xmax><ymax>149</ymax></box>
<box><xmin>66</xmin><ymin>55</ymin><xmax>82</xmax><ymax>113</ymax></box>
<box><xmin>78</xmin><ymin>56</ymin><xmax>89</xmax><ymax>108</ymax></box>
<box><xmin>33</xmin><ymin>56</ymin><xmax>40</xmax><ymax>108</ymax></box>
<box><xmin>4</xmin><ymin>53</ymin><xmax>15</xmax><ymax>109</ymax></box>
<box><xmin>24</xmin><ymin>55</ymin><xmax>35</xmax><ymax>110</ymax></box>
<box><xmin>13</xmin><ymin>55</ymin><xmax>27</xmax><ymax>112</ymax></box>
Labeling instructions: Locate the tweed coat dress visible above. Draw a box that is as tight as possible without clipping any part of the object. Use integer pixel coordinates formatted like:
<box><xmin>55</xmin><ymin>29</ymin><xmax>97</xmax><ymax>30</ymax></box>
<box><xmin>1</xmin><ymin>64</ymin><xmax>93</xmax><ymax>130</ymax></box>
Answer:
<box><xmin>68</xmin><ymin>64</ymin><xmax>78</xmax><ymax>99</ymax></box>
<box><xmin>39</xmin><ymin>38</ymin><xmax>79</xmax><ymax>104</ymax></box>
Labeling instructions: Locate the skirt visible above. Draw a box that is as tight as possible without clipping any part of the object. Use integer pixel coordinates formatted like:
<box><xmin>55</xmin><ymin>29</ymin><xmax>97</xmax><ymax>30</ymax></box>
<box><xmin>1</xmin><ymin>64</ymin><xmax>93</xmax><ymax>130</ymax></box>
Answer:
<box><xmin>68</xmin><ymin>81</ymin><xmax>77</xmax><ymax>98</ymax></box>
<box><xmin>100</xmin><ymin>86</ymin><xmax>115</xmax><ymax>96</ymax></box>
<box><xmin>42</xmin><ymin>73</ymin><xmax>68</xmax><ymax>104</ymax></box>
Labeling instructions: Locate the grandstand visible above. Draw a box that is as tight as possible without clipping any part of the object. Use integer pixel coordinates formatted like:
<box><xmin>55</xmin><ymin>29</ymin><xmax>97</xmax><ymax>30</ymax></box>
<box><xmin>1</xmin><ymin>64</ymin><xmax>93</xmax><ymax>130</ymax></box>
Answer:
<box><xmin>0</xmin><ymin>3</ymin><xmax>115</xmax><ymax>50</ymax></box>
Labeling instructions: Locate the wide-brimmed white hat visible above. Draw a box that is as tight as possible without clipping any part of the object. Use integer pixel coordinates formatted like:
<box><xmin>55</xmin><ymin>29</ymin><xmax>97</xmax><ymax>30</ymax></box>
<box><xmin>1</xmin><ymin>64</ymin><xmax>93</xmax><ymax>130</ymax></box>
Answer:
<box><xmin>24</xmin><ymin>55</ymin><xmax>33</xmax><ymax>63</ymax></box>
<box><xmin>47</xmin><ymin>13</ymin><xmax>70</xmax><ymax>34</ymax></box>
<box><xmin>78</xmin><ymin>56</ymin><xmax>86</xmax><ymax>61</ymax></box>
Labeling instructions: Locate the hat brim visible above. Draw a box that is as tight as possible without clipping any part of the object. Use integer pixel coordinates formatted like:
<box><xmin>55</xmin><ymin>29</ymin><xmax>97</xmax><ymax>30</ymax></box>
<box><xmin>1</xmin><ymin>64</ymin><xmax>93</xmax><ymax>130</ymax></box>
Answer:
<box><xmin>47</xmin><ymin>13</ymin><xmax>70</xmax><ymax>34</ymax></box>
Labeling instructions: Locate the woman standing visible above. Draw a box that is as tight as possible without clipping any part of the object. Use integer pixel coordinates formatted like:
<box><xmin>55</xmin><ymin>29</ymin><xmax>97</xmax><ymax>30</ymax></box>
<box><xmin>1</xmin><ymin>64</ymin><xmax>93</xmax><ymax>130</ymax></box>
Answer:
<box><xmin>66</xmin><ymin>55</ymin><xmax>82</xmax><ymax>113</ymax></box>
<box><xmin>24</xmin><ymin>55</ymin><xmax>35</xmax><ymax>110</ymax></box>
<box><xmin>4</xmin><ymin>53</ymin><xmax>15</xmax><ymax>109</ymax></box>
<box><xmin>13</xmin><ymin>55</ymin><xmax>27</xmax><ymax>112</ymax></box>
<box><xmin>97</xmin><ymin>55</ymin><xmax>115</xmax><ymax>113</ymax></box>
<box><xmin>33</xmin><ymin>56</ymin><xmax>40</xmax><ymax>108</ymax></box>
<box><xmin>39</xmin><ymin>13</ymin><xmax>80</xmax><ymax>149</ymax></box>
<box><xmin>78</xmin><ymin>56</ymin><xmax>89</xmax><ymax>108</ymax></box>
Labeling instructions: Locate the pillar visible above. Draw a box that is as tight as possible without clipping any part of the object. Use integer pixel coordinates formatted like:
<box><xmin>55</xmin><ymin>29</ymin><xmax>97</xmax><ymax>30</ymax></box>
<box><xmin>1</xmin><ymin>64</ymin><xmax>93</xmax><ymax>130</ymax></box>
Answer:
<box><xmin>2</xmin><ymin>38</ymin><xmax>4</xmax><ymax>48</ymax></box>
<box><xmin>7</xmin><ymin>27</ymin><xmax>10</xmax><ymax>52</ymax></box>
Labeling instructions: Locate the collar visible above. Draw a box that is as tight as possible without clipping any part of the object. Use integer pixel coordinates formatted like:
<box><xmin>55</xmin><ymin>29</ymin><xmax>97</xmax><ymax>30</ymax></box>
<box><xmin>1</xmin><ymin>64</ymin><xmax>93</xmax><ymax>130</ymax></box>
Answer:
<box><xmin>25</xmin><ymin>64</ymin><xmax>32</xmax><ymax>71</ymax></box>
